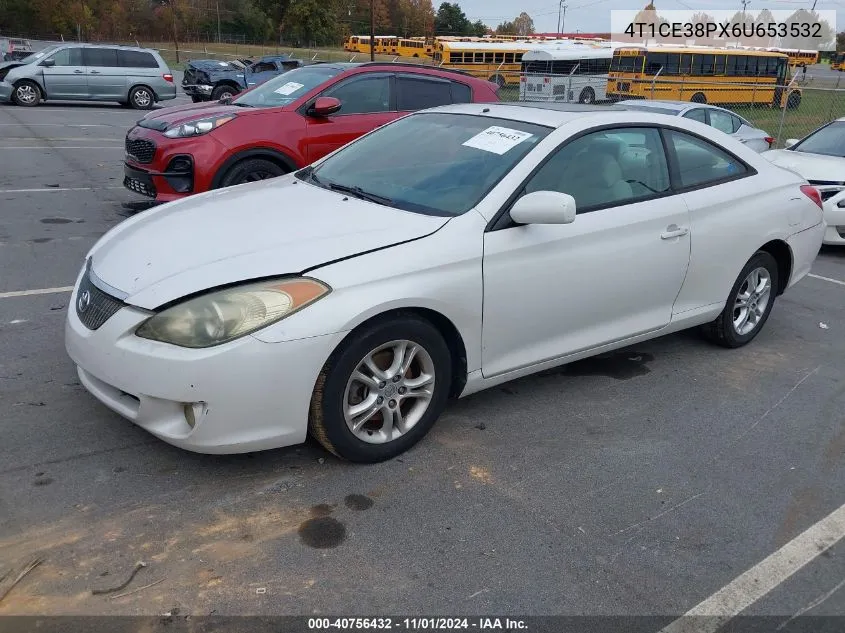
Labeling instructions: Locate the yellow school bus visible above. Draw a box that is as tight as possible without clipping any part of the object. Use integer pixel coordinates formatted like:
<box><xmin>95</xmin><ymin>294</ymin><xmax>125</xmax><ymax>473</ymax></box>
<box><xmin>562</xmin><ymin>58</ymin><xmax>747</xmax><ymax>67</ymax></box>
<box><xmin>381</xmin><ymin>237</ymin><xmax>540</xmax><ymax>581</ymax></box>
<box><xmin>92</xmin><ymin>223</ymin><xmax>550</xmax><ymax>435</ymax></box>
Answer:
<box><xmin>769</xmin><ymin>48</ymin><xmax>819</xmax><ymax>68</ymax></box>
<box><xmin>832</xmin><ymin>52</ymin><xmax>845</xmax><ymax>71</ymax></box>
<box><xmin>343</xmin><ymin>35</ymin><xmax>398</xmax><ymax>55</ymax></box>
<box><xmin>607</xmin><ymin>46</ymin><xmax>801</xmax><ymax>109</ymax></box>
<box><xmin>433</xmin><ymin>40</ymin><xmax>536</xmax><ymax>87</ymax></box>
<box><xmin>376</xmin><ymin>37</ymin><xmax>432</xmax><ymax>58</ymax></box>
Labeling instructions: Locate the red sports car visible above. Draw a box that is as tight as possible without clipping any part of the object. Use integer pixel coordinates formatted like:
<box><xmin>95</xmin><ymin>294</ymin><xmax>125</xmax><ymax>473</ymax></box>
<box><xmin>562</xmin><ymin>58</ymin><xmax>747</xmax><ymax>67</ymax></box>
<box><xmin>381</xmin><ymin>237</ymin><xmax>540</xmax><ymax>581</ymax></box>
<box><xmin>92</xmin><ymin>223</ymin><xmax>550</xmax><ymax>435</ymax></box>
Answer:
<box><xmin>123</xmin><ymin>62</ymin><xmax>500</xmax><ymax>202</ymax></box>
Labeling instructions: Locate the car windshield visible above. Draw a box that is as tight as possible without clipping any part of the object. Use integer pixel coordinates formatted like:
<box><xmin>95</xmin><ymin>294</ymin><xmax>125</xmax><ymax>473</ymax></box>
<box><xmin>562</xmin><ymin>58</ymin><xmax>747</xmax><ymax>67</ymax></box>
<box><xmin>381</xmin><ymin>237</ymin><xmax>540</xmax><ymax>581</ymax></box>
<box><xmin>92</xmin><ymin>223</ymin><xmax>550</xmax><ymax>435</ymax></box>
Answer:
<box><xmin>17</xmin><ymin>46</ymin><xmax>59</xmax><ymax>64</ymax></box>
<box><xmin>791</xmin><ymin>121</ymin><xmax>845</xmax><ymax>157</ymax></box>
<box><xmin>232</xmin><ymin>65</ymin><xmax>345</xmax><ymax>107</ymax></box>
<box><xmin>299</xmin><ymin>112</ymin><xmax>552</xmax><ymax>217</ymax></box>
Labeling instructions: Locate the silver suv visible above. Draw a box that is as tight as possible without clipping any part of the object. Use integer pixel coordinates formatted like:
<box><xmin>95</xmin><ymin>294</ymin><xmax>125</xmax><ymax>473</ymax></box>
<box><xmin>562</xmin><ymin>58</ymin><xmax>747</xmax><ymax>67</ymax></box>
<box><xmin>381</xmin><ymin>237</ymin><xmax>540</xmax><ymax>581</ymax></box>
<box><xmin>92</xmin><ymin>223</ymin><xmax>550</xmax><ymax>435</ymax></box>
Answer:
<box><xmin>0</xmin><ymin>43</ymin><xmax>176</xmax><ymax>109</ymax></box>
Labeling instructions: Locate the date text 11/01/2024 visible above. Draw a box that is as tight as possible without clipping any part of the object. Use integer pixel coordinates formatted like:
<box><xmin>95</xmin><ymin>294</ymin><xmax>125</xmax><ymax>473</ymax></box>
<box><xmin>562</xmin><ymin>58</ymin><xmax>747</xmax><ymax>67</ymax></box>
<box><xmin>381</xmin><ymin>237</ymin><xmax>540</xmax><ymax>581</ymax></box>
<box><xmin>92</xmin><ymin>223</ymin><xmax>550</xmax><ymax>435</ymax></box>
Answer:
<box><xmin>624</xmin><ymin>21</ymin><xmax>824</xmax><ymax>39</ymax></box>
<box><xmin>308</xmin><ymin>618</ymin><xmax>528</xmax><ymax>630</ymax></box>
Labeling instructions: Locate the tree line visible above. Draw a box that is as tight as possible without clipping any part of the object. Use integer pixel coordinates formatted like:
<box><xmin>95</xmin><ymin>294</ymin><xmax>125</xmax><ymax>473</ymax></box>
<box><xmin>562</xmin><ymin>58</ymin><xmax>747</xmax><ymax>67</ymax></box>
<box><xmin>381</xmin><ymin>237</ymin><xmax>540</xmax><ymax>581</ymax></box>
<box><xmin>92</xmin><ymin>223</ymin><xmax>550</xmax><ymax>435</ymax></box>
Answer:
<box><xmin>0</xmin><ymin>0</ymin><xmax>537</xmax><ymax>47</ymax></box>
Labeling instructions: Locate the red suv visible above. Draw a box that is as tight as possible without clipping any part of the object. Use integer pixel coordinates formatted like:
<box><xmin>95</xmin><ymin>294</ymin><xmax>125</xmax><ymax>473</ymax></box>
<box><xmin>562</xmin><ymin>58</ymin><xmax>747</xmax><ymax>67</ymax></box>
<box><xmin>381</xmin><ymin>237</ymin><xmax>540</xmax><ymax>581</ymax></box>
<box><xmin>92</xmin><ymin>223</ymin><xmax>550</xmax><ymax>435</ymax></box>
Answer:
<box><xmin>123</xmin><ymin>62</ymin><xmax>500</xmax><ymax>202</ymax></box>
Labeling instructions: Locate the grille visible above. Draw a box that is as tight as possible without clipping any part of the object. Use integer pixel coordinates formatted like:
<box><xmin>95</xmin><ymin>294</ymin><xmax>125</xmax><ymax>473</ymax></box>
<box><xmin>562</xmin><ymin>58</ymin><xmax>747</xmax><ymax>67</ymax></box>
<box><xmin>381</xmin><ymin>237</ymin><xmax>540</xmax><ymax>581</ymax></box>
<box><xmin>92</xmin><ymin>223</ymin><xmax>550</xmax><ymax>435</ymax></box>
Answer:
<box><xmin>125</xmin><ymin>137</ymin><xmax>156</xmax><ymax>164</ymax></box>
<box><xmin>76</xmin><ymin>269</ymin><xmax>124</xmax><ymax>330</ymax></box>
<box><xmin>123</xmin><ymin>175</ymin><xmax>156</xmax><ymax>198</ymax></box>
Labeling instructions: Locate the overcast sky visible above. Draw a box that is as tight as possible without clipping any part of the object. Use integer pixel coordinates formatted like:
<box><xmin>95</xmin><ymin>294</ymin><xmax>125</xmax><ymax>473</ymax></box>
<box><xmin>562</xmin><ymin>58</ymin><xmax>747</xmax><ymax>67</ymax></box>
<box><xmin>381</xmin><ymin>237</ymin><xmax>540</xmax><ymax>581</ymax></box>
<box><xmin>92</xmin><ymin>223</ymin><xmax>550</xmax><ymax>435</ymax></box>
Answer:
<box><xmin>458</xmin><ymin>0</ymin><xmax>843</xmax><ymax>35</ymax></box>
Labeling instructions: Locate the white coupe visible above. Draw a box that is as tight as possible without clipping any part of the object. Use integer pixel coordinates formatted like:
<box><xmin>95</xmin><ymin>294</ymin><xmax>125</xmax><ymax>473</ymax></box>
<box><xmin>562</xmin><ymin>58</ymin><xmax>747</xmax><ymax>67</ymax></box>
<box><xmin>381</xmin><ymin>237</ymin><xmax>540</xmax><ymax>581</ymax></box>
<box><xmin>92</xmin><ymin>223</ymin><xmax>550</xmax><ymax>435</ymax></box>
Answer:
<box><xmin>65</xmin><ymin>103</ymin><xmax>825</xmax><ymax>462</ymax></box>
<box><xmin>764</xmin><ymin>117</ymin><xmax>845</xmax><ymax>246</ymax></box>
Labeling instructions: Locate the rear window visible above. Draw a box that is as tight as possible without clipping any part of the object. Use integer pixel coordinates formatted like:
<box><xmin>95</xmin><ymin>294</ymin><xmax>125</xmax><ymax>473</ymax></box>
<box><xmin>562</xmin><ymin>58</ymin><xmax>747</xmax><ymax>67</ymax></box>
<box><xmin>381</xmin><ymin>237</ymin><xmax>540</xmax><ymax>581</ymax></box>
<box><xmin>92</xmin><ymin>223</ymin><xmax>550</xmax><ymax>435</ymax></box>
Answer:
<box><xmin>118</xmin><ymin>50</ymin><xmax>159</xmax><ymax>68</ymax></box>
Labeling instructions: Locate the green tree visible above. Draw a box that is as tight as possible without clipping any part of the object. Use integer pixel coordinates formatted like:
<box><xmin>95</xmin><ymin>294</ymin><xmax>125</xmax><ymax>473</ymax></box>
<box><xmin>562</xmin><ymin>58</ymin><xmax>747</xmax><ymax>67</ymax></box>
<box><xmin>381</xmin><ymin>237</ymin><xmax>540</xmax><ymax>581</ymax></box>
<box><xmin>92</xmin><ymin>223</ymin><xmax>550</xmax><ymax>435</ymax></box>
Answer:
<box><xmin>470</xmin><ymin>19</ymin><xmax>487</xmax><ymax>36</ymax></box>
<box><xmin>282</xmin><ymin>0</ymin><xmax>342</xmax><ymax>46</ymax></box>
<box><xmin>495</xmin><ymin>20</ymin><xmax>515</xmax><ymax>35</ymax></box>
<box><xmin>434</xmin><ymin>2</ymin><xmax>470</xmax><ymax>36</ymax></box>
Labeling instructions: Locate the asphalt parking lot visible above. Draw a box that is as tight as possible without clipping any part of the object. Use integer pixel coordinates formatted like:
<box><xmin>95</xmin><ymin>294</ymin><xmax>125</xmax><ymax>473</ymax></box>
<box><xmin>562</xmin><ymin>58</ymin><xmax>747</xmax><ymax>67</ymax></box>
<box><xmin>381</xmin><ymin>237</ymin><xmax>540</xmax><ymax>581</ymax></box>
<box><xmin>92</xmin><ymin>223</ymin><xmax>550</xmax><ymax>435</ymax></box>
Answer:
<box><xmin>1</xmin><ymin>94</ymin><xmax>844</xmax><ymax>625</ymax></box>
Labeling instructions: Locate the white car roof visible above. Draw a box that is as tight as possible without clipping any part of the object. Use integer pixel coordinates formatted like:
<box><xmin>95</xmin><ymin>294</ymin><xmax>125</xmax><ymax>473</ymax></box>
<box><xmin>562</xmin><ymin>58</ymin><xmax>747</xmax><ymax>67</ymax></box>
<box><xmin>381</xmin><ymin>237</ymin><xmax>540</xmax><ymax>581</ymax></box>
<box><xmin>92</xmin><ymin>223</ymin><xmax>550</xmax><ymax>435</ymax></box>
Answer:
<box><xmin>427</xmin><ymin>102</ymin><xmax>685</xmax><ymax>129</ymax></box>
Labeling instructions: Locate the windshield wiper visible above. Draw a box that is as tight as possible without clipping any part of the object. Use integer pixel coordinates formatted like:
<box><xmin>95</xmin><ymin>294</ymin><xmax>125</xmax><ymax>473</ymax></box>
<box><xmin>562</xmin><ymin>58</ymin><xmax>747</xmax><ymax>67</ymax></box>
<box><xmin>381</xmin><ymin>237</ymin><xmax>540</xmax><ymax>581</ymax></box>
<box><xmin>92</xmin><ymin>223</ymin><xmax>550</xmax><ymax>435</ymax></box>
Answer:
<box><xmin>232</xmin><ymin>101</ymin><xmax>254</xmax><ymax>107</ymax></box>
<box><xmin>327</xmin><ymin>182</ymin><xmax>393</xmax><ymax>206</ymax></box>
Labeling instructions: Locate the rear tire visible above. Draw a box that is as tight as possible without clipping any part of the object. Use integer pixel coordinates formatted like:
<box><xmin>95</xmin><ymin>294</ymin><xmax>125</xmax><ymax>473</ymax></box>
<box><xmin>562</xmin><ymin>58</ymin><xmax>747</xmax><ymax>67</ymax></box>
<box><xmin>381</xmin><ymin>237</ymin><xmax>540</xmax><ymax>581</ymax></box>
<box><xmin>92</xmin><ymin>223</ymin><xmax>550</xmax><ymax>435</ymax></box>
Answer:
<box><xmin>701</xmin><ymin>251</ymin><xmax>779</xmax><ymax>348</ymax></box>
<box><xmin>578</xmin><ymin>87</ymin><xmax>596</xmax><ymax>104</ymax></box>
<box><xmin>691</xmin><ymin>92</ymin><xmax>707</xmax><ymax>104</ymax></box>
<box><xmin>308</xmin><ymin>315</ymin><xmax>452</xmax><ymax>463</ymax></box>
<box><xmin>190</xmin><ymin>95</ymin><xmax>204</xmax><ymax>103</ymax></box>
<box><xmin>12</xmin><ymin>80</ymin><xmax>41</xmax><ymax>107</ymax></box>
<box><xmin>219</xmin><ymin>158</ymin><xmax>287</xmax><ymax>187</ymax></box>
<box><xmin>211</xmin><ymin>85</ymin><xmax>236</xmax><ymax>101</ymax></box>
<box><xmin>129</xmin><ymin>85</ymin><xmax>155</xmax><ymax>110</ymax></box>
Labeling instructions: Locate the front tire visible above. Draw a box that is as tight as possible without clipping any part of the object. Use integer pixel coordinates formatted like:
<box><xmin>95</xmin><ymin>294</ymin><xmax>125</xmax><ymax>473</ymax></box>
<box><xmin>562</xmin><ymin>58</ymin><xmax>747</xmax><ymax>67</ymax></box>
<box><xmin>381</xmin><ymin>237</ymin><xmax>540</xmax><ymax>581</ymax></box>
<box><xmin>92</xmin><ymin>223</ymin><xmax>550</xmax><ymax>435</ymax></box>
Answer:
<box><xmin>219</xmin><ymin>158</ymin><xmax>287</xmax><ymax>187</ymax></box>
<box><xmin>701</xmin><ymin>251</ymin><xmax>779</xmax><ymax>348</ymax></box>
<box><xmin>309</xmin><ymin>315</ymin><xmax>452</xmax><ymax>463</ymax></box>
<box><xmin>129</xmin><ymin>85</ymin><xmax>154</xmax><ymax>110</ymax></box>
<box><xmin>13</xmin><ymin>80</ymin><xmax>41</xmax><ymax>107</ymax></box>
<box><xmin>211</xmin><ymin>85</ymin><xmax>236</xmax><ymax>101</ymax></box>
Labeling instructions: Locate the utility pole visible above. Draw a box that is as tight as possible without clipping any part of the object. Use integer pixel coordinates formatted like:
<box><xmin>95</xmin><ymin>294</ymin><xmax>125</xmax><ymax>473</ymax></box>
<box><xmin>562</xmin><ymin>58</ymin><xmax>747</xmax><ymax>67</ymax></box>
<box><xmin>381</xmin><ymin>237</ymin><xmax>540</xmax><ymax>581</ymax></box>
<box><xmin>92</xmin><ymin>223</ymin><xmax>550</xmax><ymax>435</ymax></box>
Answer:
<box><xmin>370</xmin><ymin>0</ymin><xmax>375</xmax><ymax>61</ymax></box>
<box><xmin>216</xmin><ymin>1</ymin><xmax>221</xmax><ymax>43</ymax></box>
<box><xmin>557</xmin><ymin>1</ymin><xmax>567</xmax><ymax>36</ymax></box>
<box><xmin>740</xmin><ymin>0</ymin><xmax>750</xmax><ymax>17</ymax></box>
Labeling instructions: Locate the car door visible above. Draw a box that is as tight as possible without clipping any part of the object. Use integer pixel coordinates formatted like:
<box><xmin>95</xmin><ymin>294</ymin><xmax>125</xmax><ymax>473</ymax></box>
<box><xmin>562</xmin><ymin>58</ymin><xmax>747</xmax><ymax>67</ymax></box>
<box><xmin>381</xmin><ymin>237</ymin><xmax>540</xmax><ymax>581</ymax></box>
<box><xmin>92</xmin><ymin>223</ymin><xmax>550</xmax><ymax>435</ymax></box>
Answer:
<box><xmin>481</xmin><ymin>126</ymin><xmax>692</xmax><ymax>378</ymax></box>
<box><xmin>39</xmin><ymin>47</ymin><xmax>87</xmax><ymax>99</ymax></box>
<box><xmin>83</xmin><ymin>47</ymin><xmax>125</xmax><ymax>100</ymax></box>
<box><xmin>303</xmin><ymin>73</ymin><xmax>395</xmax><ymax>163</ymax></box>
<box><xmin>663</xmin><ymin>128</ymin><xmax>765</xmax><ymax>314</ymax></box>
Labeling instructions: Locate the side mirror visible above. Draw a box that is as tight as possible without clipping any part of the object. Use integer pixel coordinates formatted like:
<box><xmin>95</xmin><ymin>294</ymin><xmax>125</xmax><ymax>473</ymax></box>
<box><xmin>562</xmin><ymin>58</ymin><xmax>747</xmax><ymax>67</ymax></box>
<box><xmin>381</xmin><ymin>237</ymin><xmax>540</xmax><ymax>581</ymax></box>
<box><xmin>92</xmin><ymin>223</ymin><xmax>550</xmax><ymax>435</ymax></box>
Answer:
<box><xmin>510</xmin><ymin>191</ymin><xmax>577</xmax><ymax>225</ymax></box>
<box><xmin>40</xmin><ymin>59</ymin><xmax>55</xmax><ymax>67</ymax></box>
<box><xmin>309</xmin><ymin>96</ymin><xmax>342</xmax><ymax>117</ymax></box>
<box><xmin>785</xmin><ymin>138</ymin><xmax>799</xmax><ymax>149</ymax></box>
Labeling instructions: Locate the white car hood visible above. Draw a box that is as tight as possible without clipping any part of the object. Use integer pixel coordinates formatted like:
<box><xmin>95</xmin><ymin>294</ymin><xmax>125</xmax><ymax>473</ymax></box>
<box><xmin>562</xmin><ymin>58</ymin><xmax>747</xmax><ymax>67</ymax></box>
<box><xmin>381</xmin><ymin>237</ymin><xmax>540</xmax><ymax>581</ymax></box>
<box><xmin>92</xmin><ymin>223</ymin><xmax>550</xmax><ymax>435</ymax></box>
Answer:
<box><xmin>764</xmin><ymin>149</ymin><xmax>845</xmax><ymax>183</ymax></box>
<box><xmin>89</xmin><ymin>175</ymin><xmax>449</xmax><ymax>309</ymax></box>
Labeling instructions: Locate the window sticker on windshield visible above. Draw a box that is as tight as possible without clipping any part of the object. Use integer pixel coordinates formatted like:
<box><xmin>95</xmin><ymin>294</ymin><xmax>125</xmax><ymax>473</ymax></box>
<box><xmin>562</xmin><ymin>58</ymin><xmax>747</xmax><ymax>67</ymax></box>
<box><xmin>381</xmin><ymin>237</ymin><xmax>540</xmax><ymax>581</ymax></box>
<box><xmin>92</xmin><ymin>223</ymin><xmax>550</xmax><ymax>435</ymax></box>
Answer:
<box><xmin>274</xmin><ymin>81</ymin><xmax>305</xmax><ymax>96</ymax></box>
<box><xmin>462</xmin><ymin>126</ymin><xmax>533</xmax><ymax>155</ymax></box>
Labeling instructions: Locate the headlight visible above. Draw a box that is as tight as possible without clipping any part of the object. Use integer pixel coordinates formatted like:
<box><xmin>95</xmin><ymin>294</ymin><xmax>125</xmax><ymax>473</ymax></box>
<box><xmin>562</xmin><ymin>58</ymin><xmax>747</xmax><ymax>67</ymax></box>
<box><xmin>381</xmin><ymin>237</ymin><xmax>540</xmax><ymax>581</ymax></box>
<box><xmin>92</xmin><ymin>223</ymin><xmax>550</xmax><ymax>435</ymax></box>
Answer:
<box><xmin>164</xmin><ymin>114</ymin><xmax>235</xmax><ymax>138</ymax></box>
<box><xmin>136</xmin><ymin>278</ymin><xmax>330</xmax><ymax>348</ymax></box>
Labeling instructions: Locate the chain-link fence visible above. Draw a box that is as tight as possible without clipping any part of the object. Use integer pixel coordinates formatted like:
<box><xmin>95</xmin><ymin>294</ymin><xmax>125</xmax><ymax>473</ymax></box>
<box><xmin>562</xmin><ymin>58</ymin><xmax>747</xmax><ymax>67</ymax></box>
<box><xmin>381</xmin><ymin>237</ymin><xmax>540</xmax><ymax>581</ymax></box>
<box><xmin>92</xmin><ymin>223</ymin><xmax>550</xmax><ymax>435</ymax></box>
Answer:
<box><xmin>506</xmin><ymin>73</ymin><xmax>845</xmax><ymax>148</ymax></box>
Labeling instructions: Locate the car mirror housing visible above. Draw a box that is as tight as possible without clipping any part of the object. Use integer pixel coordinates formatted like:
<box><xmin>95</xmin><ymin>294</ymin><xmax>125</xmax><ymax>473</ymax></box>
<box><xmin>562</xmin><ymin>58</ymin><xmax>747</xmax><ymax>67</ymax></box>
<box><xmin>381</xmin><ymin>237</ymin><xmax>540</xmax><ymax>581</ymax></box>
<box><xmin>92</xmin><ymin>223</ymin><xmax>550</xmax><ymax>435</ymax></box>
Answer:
<box><xmin>40</xmin><ymin>59</ymin><xmax>55</xmax><ymax>67</ymax></box>
<box><xmin>309</xmin><ymin>97</ymin><xmax>342</xmax><ymax>118</ymax></box>
<box><xmin>785</xmin><ymin>138</ymin><xmax>799</xmax><ymax>149</ymax></box>
<box><xmin>510</xmin><ymin>191</ymin><xmax>577</xmax><ymax>225</ymax></box>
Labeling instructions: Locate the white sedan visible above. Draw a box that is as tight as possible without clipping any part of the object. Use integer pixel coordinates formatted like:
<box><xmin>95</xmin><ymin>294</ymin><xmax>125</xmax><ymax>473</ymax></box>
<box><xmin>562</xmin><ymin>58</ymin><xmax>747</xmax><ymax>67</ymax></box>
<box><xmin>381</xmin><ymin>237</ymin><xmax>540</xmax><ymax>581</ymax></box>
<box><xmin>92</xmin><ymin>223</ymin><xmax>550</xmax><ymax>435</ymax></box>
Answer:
<box><xmin>764</xmin><ymin>118</ymin><xmax>845</xmax><ymax>246</ymax></box>
<box><xmin>65</xmin><ymin>103</ymin><xmax>825</xmax><ymax>462</ymax></box>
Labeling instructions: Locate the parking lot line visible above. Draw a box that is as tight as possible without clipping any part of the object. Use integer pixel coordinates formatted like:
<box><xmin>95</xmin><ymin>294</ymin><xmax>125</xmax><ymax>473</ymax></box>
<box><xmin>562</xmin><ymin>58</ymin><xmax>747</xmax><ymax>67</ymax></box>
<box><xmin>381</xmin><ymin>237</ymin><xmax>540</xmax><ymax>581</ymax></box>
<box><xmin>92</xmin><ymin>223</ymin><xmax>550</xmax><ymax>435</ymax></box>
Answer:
<box><xmin>0</xmin><ymin>286</ymin><xmax>74</xmax><ymax>299</ymax></box>
<box><xmin>808</xmin><ymin>273</ymin><xmax>845</xmax><ymax>287</ymax></box>
<box><xmin>0</xmin><ymin>186</ymin><xmax>124</xmax><ymax>193</ymax></box>
<box><xmin>658</xmin><ymin>502</ymin><xmax>845</xmax><ymax>633</ymax></box>
<box><xmin>0</xmin><ymin>124</ymin><xmax>114</xmax><ymax>127</ymax></box>
<box><xmin>1</xmin><ymin>146</ymin><xmax>123</xmax><ymax>150</ymax></box>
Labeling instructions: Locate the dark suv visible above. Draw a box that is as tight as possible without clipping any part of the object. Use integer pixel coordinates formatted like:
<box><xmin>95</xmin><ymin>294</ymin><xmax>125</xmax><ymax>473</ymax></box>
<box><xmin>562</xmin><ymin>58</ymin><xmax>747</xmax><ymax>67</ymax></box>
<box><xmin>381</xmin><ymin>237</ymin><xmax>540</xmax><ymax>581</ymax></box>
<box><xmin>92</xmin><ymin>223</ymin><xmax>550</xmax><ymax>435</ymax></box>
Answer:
<box><xmin>124</xmin><ymin>62</ymin><xmax>500</xmax><ymax>202</ymax></box>
<box><xmin>182</xmin><ymin>55</ymin><xmax>305</xmax><ymax>102</ymax></box>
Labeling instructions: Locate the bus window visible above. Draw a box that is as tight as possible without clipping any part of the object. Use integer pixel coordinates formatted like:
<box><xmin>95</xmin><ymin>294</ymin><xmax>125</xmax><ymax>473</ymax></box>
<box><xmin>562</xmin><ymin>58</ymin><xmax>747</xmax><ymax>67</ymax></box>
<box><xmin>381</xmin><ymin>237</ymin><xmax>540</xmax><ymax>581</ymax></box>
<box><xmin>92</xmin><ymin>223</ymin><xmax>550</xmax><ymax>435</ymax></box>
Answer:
<box><xmin>495</xmin><ymin>53</ymin><xmax>504</xmax><ymax>63</ymax></box>
<box><xmin>714</xmin><ymin>55</ymin><xmax>726</xmax><ymax>75</ymax></box>
<box><xmin>726</xmin><ymin>56</ymin><xmax>738</xmax><ymax>76</ymax></box>
<box><xmin>746</xmin><ymin>56</ymin><xmax>758</xmax><ymax>76</ymax></box>
<box><xmin>484</xmin><ymin>53</ymin><xmax>494</xmax><ymax>63</ymax></box>
<box><xmin>505</xmin><ymin>53</ymin><xmax>514</xmax><ymax>64</ymax></box>
<box><xmin>664</xmin><ymin>54</ymin><xmax>680</xmax><ymax>75</ymax></box>
<box><xmin>645</xmin><ymin>52</ymin><xmax>666</xmax><ymax>75</ymax></box>
<box><xmin>475</xmin><ymin>53</ymin><xmax>484</xmax><ymax>63</ymax></box>
<box><xmin>680</xmin><ymin>54</ymin><xmax>693</xmax><ymax>75</ymax></box>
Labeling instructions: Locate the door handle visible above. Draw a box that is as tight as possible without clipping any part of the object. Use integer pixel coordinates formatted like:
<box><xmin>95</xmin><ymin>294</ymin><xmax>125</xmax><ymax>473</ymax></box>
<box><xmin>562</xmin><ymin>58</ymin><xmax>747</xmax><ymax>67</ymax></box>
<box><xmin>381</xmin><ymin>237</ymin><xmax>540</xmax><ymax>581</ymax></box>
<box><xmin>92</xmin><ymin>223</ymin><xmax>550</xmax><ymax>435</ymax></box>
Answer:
<box><xmin>74</xmin><ymin>69</ymin><xmax>84</xmax><ymax>74</ymax></box>
<box><xmin>661</xmin><ymin>224</ymin><xmax>689</xmax><ymax>240</ymax></box>
<box><xmin>90</xmin><ymin>70</ymin><xmax>101</xmax><ymax>74</ymax></box>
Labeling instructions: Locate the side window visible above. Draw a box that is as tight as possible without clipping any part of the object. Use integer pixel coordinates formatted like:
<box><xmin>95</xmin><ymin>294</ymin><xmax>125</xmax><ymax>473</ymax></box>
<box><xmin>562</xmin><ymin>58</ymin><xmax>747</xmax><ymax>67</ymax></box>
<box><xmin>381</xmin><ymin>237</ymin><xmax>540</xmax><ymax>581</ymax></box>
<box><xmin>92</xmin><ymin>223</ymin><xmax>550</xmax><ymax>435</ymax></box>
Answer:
<box><xmin>251</xmin><ymin>61</ymin><xmax>276</xmax><ymax>73</ymax></box>
<box><xmin>46</xmin><ymin>48</ymin><xmax>83</xmax><ymax>66</ymax></box>
<box><xmin>396</xmin><ymin>75</ymin><xmax>452</xmax><ymax>110</ymax></box>
<box><xmin>323</xmin><ymin>75</ymin><xmax>391</xmax><ymax>115</ymax></box>
<box><xmin>523</xmin><ymin>127</ymin><xmax>670</xmax><ymax>212</ymax></box>
<box><xmin>84</xmin><ymin>47</ymin><xmax>119</xmax><ymax>67</ymax></box>
<box><xmin>668</xmin><ymin>129</ymin><xmax>748</xmax><ymax>189</ymax></box>
<box><xmin>708</xmin><ymin>110</ymin><xmax>735</xmax><ymax>135</ymax></box>
<box><xmin>730</xmin><ymin>114</ymin><xmax>744</xmax><ymax>133</ymax></box>
<box><xmin>683</xmin><ymin>108</ymin><xmax>707</xmax><ymax>124</ymax></box>
<box><xmin>117</xmin><ymin>50</ymin><xmax>158</xmax><ymax>68</ymax></box>
<box><xmin>450</xmin><ymin>80</ymin><xmax>472</xmax><ymax>103</ymax></box>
